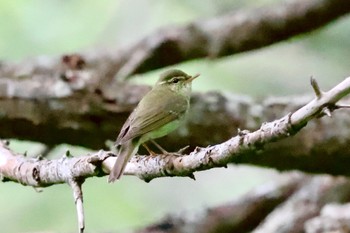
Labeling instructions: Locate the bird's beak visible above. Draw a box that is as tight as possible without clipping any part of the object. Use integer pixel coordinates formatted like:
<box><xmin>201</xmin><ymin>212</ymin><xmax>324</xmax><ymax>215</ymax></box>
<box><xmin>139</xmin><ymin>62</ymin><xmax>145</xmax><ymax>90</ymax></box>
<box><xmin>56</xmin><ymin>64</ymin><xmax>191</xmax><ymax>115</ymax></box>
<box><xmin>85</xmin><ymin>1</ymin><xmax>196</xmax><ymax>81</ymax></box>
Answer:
<box><xmin>186</xmin><ymin>73</ymin><xmax>200</xmax><ymax>83</ymax></box>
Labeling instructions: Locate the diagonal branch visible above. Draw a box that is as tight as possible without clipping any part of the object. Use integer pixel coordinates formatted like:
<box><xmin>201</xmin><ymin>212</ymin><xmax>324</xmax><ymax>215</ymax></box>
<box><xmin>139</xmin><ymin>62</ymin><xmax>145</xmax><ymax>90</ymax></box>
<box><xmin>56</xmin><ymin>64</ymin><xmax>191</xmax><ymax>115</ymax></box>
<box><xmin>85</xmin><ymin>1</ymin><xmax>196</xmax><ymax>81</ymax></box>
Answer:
<box><xmin>109</xmin><ymin>0</ymin><xmax>350</xmax><ymax>81</ymax></box>
<box><xmin>139</xmin><ymin>172</ymin><xmax>306</xmax><ymax>233</ymax></box>
<box><xmin>2</xmin><ymin>76</ymin><xmax>350</xmax><ymax>232</ymax></box>
<box><xmin>3</xmin><ymin>82</ymin><xmax>350</xmax><ymax>176</ymax></box>
<box><xmin>137</xmin><ymin>173</ymin><xmax>350</xmax><ymax>233</ymax></box>
<box><xmin>0</xmin><ymin>0</ymin><xmax>349</xmax><ymax>92</ymax></box>
<box><xmin>119</xmin><ymin>77</ymin><xmax>350</xmax><ymax>181</ymax></box>
<box><xmin>1</xmin><ymin>77</ymin><xmax>350</xmax><ymax>186</ymax></box>
<box><xmin>1</xmin><ymin>0</ymin><xmax>350</xmax><ymax>153</ymax></box>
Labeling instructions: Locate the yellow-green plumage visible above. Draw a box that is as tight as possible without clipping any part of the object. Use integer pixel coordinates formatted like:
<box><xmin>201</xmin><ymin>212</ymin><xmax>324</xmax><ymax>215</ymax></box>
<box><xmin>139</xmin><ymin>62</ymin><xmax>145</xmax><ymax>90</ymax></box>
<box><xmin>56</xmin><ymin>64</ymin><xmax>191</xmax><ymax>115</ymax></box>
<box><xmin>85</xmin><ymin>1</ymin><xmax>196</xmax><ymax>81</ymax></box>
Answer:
<box><xmin>108</xmin><ymin>69</ymin><xmax>198</xmax><ymax>182</ymax></box>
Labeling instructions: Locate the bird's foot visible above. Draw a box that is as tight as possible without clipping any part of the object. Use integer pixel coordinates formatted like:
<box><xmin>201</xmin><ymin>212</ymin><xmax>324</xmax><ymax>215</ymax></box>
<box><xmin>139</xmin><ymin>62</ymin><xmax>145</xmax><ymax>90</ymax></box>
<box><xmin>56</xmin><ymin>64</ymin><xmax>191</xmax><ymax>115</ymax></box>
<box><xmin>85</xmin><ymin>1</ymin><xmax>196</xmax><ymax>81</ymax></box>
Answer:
<box><xmin>142</xmin><ymin>143</ymin><xmax>157</xmax><ymax>157</ymax></box>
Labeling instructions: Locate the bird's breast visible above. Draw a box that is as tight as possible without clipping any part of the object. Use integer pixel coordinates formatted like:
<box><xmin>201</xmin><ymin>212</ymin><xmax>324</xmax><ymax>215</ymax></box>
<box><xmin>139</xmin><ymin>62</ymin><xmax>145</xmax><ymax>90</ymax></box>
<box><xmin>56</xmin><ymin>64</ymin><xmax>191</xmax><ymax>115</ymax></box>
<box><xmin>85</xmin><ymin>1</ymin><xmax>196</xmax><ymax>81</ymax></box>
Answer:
<box><xmin>139</xmin><ymin>118</ymin><xmax>182</xmax><ymax>144</ymax></box>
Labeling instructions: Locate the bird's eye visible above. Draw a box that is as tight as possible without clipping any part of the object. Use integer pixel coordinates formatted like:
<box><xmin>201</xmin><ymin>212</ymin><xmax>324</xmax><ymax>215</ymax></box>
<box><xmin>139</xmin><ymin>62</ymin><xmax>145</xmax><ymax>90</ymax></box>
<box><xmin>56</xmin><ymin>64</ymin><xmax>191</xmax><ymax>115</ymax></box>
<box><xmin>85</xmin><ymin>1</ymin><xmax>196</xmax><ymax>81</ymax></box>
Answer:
<box><xmin>172</xmin><ymin>78</ymin><xmax>179</xmax><ymax>83</ymax></box>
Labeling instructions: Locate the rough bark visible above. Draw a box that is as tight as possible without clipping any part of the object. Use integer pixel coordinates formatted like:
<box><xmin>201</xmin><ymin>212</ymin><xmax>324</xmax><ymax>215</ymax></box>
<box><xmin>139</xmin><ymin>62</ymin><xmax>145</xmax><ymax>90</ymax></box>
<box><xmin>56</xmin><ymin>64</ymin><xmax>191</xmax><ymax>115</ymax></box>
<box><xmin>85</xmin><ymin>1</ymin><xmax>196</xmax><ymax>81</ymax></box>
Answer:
<box><xmin>2</xmin><ymin>77</ymin><xmax>350</xmax><ymax>185</ymax></box>
<box><xmin>138</xmin><ymin>173</ymin><xmax>350</xmax><ymax>233</ymax></box>
<box><xmin>3</xmin><ymin>89</ymin><xmax>350</xmax><ymax>176</ymax></box>
<box><xmin>2</xmin><ymin>0</ymin><xmax>350</xmax><ymax>176</ymax></box>
<box><xmin>1</xmin><ymin>0</ymin><xmax>349</xmax><ymax>89</ymax></box>
<box><xmin>1</xmin><ymin>0</ymin><xmax>350</xmax><ymax>232</ymax></box>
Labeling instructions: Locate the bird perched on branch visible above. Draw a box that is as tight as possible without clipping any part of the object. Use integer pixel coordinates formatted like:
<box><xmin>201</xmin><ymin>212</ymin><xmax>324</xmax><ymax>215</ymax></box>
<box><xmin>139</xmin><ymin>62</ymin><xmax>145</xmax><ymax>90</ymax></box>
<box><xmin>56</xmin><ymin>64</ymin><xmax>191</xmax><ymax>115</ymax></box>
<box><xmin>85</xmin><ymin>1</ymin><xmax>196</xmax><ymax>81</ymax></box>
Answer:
<box><xmin>108</xmin><ymin>69</ymin><xmax>199</xmax><ymax>182</ymax></box>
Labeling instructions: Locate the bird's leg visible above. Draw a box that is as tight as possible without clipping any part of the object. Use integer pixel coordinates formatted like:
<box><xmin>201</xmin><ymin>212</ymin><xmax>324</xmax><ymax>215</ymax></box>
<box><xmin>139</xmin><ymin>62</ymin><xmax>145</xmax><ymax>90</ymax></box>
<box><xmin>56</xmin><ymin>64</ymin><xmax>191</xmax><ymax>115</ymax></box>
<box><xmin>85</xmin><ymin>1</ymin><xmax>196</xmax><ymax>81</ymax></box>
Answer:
<box><xmin>148</xmin><ymin>140</ymin><xmax>189</xmax><ymax>157</ymax></box>
<box><xmin>142</xmin><ymin>143</ymin><xmax>157</xmax><ymax>156</ymax></box>
<box><xmin>151</xmin><ymin>140</ymin><xmax>188</xmax><ymax>157</ymax></box>
<box><xmin>150</xmin><ymin>140</ymin><xmax>169</xmax><ymax>154</ymax></box>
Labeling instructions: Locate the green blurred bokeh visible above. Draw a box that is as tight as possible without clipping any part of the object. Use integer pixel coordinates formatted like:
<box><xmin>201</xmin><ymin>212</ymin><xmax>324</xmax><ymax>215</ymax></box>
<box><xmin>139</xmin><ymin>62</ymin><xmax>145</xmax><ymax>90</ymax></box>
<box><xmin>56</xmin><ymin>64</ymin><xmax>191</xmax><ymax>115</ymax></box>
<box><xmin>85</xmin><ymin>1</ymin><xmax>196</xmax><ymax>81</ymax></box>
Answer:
<box><xmin>1</xmin><ymin>1</ymin><xmax>350</xmax><ymax>232</ymax></box>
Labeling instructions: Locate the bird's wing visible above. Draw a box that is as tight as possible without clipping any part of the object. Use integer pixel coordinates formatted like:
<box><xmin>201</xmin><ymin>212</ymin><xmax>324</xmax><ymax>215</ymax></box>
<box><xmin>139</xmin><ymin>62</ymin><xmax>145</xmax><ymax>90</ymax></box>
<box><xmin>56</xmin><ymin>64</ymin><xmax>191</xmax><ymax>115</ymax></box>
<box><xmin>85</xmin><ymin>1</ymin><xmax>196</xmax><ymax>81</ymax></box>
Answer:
<box><xmin>116</xmin><ymin>87</ymin><xmax>188</xmax><ymax>144</ymax></box>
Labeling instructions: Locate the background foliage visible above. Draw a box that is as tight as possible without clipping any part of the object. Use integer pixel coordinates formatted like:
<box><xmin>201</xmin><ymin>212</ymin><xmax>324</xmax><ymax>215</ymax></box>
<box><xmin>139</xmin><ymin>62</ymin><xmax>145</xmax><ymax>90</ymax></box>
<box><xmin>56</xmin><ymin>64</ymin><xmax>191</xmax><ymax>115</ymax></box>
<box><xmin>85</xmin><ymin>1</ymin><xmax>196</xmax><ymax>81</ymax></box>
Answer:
<box><xmin>1</xmin><ymin>0</ymin><xmax>349</xmax><ymax>232</ymax></box>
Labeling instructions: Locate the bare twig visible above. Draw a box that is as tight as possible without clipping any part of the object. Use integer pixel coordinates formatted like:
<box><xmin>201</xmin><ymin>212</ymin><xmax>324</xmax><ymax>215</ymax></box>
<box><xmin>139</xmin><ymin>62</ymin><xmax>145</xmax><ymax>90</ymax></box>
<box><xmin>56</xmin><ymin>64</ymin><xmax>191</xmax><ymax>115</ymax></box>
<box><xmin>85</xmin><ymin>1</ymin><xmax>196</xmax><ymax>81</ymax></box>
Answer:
<box><xmin>310</xmin><ymin>77</ymin><xmax>322</xmax><ymax>100</ymax></box>
<box><xmin>291</xmin><ymin>77</ymin><xmax>350</xmax><ymax>125</ymax></box>
<box><xmin>69</xmin><ymin>179</ymin><xmax>85</xmax><ymax>233</ymax></box>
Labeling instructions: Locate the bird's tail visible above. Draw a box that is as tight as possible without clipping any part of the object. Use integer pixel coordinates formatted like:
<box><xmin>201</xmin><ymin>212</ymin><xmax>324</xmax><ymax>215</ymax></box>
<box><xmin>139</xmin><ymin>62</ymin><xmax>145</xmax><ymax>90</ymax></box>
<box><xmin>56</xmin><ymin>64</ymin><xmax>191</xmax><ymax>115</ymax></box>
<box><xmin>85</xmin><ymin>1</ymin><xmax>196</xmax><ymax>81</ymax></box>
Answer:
<box><xmin>108</xmin><ymin>141</ymin><xmax>138</xmax><ymax>182</ymax></box>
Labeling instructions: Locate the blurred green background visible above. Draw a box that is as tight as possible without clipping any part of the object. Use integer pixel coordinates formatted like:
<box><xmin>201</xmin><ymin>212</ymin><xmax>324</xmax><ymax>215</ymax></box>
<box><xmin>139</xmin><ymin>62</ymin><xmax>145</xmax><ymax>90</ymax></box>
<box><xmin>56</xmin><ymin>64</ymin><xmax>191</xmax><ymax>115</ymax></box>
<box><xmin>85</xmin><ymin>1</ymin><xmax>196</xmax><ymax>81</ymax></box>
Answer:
<box><xmin>1</xmin><ymin>0</ymin><xmax>349</xmax><ymax>232</ymax></box>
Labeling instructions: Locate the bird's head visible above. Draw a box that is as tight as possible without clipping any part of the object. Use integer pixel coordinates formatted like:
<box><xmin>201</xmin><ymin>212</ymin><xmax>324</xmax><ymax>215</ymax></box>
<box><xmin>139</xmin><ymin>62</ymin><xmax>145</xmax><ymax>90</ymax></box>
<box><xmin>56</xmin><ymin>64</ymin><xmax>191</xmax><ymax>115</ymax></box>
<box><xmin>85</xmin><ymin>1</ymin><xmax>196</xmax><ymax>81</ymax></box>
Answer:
<box><xmin>156</xmin><ymin>69</ymin><xmax>199</xmax><ymax>93</ymax></box>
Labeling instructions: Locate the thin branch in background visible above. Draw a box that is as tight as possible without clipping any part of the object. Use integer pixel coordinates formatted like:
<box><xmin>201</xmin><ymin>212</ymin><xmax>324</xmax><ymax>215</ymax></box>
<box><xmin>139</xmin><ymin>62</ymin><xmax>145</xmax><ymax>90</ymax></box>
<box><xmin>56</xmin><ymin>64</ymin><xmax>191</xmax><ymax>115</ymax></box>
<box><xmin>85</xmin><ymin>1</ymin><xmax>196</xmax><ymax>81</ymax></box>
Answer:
<box><xmin>109</xmin><ymin>0</ymin><xmax>350</xmax><ymax>81</ymax></box>
<box><xmin>137</xmin><ymin>173</ymin><xmax>350</xmax><ymax>233</ymax></box>
<box><xmin>0</xmin><ymin>0</ymin><xmax>349</xmax><ymax>95</ymax></box>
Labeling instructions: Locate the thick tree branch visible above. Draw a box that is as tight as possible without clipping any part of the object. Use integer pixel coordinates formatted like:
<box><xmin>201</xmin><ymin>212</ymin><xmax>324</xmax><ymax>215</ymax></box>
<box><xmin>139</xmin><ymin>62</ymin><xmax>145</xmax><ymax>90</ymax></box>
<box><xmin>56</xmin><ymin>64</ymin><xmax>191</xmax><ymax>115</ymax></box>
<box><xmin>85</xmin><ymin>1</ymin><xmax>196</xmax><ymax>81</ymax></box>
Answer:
<box><xmin>1</xmin><ymin>77</ymin><xmax>350</xmax><ymax>185</ymax></box>
<box><xmin>109</xmin><ymin>0</ymin><xmax>350</xmax><ymax>81</ymax></box>
<box><xmin>2</xmin><ymin>1</ymin><xmax>349</xmax><ymax>232</ymax></box>
<box><xmin>3</xmin><ymin>82</ymin><xmax>350</xmax><ymax>175</ymax></box>
<box><xmin>0</xmin><ymin>0</ymin><xmax>349</xmax><ymax>92</ymax></box>
<box><xmin>2</xmin><ymin>77</ymin><xmax>350</xmax><ymax>233</ymax></box>
<box><xmin>137</xmin><ymin>173</ymin><xmax>350</xmax><ymax>233</ymax></box>
<box><xmin>139</xmin><ymin>172</ymin><xmax>306</xmax><ymax>233</ymax></box>
<box><xmin>0</xmin><ymin>141</ymin><xmax>108</xmax><ymax>186</ymax></box>
<box><xmin>1</xmin><ymin>0</ymin><xmax>349</xmax><ymax>160</ymax></box>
